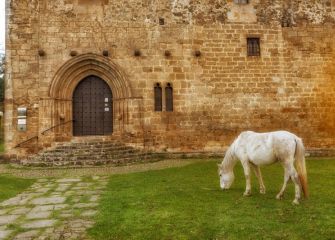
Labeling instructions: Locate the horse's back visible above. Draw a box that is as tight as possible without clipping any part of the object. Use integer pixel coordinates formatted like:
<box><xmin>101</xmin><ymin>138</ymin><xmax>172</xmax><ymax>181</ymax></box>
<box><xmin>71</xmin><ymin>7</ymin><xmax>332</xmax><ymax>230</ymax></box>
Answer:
<box><xmin>238</xmin><ymin>130</ymin><xmax>298</xmax><ymax>139</ymax></box>
<box><xmin>270</xmin><ymin>130</ymin><xmax>299</xmax><ymax>140</ymax></box>
<box><xmin>234</xmin><ymin>130</ymin><xmax>299</xmax><ymax>165</ymax></box>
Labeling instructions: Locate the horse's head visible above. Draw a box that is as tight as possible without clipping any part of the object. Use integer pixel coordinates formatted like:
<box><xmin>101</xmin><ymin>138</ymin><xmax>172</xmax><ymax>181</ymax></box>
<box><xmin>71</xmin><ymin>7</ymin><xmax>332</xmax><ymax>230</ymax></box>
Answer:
<box><xmin>218</xmin><ymin>164</ymin><xmax>234</xmax><ymax>190</ymax></box>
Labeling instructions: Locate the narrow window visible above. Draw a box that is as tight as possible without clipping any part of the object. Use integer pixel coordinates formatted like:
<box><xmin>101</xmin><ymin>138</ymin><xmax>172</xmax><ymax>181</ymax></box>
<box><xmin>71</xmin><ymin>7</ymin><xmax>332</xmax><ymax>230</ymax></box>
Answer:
<box><xmin>159</xmin><ymin>17</ymin><xmax>165</xmax><ymax>25</ymax></box>
<box><xmin>234</xmin><ymin>0</ymin><xmax>249</xmax><ymax>4</ymax></box>
<box><xmin>165</xmin><ymin>83</ymin><xmax>173</xmax><ymax>112</ymax></box>
<box><xmin>247</xmin><ymin>38</ymin><xmax>260</xmax><ymax>56</ymax></box>
<box><xmin>154</xmin><ymin>83</ymin><xmax>162</xmax><ymax>111</ymax></box>
<box><xmin>78</xmin><ymin>0</ymin><xmax>107</xmax><ymax>5</ymax></box>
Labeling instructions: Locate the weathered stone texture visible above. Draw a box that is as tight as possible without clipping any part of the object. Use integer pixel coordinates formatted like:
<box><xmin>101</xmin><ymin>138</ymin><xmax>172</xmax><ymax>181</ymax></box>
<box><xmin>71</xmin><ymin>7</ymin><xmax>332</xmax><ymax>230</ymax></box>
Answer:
<box><xmin>4</xmin><ymin>0</ymin><xmax>335</xmax><ymax>159</ymax></box>
<box><xmin>256</xmin><ymin>0</ymin><xmax>335</xmax><ymax>26</ymax></box>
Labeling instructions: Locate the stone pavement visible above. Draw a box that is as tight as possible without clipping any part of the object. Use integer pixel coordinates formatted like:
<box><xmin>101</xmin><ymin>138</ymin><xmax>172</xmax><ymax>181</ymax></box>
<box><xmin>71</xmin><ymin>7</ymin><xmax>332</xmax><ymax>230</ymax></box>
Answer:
<box><xmin>0</xmin><ymin>176</ymin><xmax>108</xmax><ymax>240</ymax></box>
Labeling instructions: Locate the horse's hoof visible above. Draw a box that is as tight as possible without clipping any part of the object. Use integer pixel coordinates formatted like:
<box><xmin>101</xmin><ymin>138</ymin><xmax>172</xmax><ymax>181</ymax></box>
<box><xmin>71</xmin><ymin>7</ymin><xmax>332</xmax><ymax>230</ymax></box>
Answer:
<box><xmin>260</xmin><ymin>189</ymin><xmax>266</xmax><ymax>194</ymax></box>
<box><xmin>292</xmin><ymin>199</ymin><xmax>299</xmax><ymax>205</ymax></box>
<box><xmin>276</xmin><ymin>194</ymin><xmax>283</xmax><ymax>200</ymax></box>
<box><xmin>243</xmin><ymin>191</ymin><xmax>251</xmax><ymax>197</ymax></box>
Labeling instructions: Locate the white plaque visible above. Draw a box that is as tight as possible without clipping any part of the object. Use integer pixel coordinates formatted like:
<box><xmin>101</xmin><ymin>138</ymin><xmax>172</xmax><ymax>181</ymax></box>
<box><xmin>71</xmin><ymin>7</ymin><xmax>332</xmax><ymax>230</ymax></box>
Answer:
<box><xmin>18</xmin><ymin>119</ymin><xmax>27</xmax><ymax>125</ymax></box>
<box><xmin>104</xmin><ymin>108</ymin><xmax>110</xmax><ymax>112</ymax></box>
<box><xmin>104</xmin><ymin>98</ymin><xmax>109</xmax><ymax>102</ymax></box>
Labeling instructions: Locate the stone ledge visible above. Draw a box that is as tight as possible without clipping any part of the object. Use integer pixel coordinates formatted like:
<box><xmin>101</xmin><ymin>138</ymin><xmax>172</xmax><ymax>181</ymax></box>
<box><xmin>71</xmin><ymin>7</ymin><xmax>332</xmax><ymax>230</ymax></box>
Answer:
<box><xmin>306</xmin><ymin>149</ymin><xmax>335</xmax><ymax>158</ymax></box>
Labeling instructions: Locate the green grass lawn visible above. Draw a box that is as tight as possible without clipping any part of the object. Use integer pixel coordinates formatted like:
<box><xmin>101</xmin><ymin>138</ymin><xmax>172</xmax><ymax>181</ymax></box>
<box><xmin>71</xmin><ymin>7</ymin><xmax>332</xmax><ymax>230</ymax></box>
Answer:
<box><xmin>0</xmin><ymin>175</ymin><xmax>35</xmax><ymax>202</ymax></box>
<box><xmin>89</xmin><ymin>159</ymin><xmax>335</xmax><ymax>240</ymax></box>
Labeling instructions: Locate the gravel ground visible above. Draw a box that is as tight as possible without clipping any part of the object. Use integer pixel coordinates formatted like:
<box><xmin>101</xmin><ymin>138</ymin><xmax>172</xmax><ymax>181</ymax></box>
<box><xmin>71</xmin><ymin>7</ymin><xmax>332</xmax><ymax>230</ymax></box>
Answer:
<box><xmin>0</xmin><ymin>159</ymin><xmax>211</xmax><ymax>178</ymax></box>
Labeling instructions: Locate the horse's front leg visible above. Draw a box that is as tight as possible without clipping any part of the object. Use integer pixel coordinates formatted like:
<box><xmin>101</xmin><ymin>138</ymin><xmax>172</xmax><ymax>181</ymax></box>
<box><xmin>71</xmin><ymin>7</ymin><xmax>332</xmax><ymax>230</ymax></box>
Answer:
<box><xmin>241</xmin><ymin>161</ymin><xmax>252</xmax><ymax>196</ymax></box>
<box><xmin>251</xmin><ymin>164</ymin><xmax>266</xmax><ymax>194</ymax></box>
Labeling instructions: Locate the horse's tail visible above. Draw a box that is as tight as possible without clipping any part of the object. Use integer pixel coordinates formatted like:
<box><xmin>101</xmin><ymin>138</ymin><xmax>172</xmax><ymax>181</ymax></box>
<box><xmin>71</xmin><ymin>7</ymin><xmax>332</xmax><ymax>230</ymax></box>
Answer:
<box><xmin>295</xmin><ymin>137</ymin><xmax>309</xmax><ymax>199</ymax></box>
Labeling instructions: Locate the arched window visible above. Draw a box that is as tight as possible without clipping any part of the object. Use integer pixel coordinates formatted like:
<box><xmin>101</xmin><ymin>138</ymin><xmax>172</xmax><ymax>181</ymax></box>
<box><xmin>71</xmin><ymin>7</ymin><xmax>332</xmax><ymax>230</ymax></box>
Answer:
<box><xmin>165</xmin><ymin>83</ymin><xmax>173</xmax><ymax>112</ymax></box>
<box><xmin>154</xmin><ymin>83</ymin><xmax>162</xmax><ymax>111</ymax></box>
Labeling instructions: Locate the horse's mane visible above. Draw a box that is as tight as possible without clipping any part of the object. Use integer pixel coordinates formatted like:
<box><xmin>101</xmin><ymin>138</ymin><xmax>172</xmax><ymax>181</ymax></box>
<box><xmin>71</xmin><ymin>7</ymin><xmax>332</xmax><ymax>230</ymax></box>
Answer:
<box><xmin>222</xmin><ymin>143</ymin><xmax>237</xmax><ymax>171</ymax></box>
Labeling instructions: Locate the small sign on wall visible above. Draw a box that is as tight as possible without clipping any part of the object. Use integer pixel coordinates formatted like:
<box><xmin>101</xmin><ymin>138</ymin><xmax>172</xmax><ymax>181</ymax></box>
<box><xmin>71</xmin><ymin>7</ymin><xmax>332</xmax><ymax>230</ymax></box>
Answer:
<box><xmin>17</xmin><ymin>107</ymin><xmax>27</xmax><ymax>132</ymax></box>
<box><xmin>18</xmin><ymin>119</ymin><xmax>26</xmax><ymax>125</ymax></box>
<box><xmin>18</xmin><ymin>107</ymin><xmax>27</xmax><ymax>117</ymax></box>
<box><xmin>17</xmin><ymin>122</ymin><xmax>27</xmax><ymax>131</ymax></box>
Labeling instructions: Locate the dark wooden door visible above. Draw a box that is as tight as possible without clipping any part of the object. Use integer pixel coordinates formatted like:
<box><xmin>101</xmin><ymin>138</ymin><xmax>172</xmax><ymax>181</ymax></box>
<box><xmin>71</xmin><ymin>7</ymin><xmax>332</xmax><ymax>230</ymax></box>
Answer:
<box><xmin>73</xmin><ymin>76</ymin><xmax>113</xmax><ymax>136</ymax></box>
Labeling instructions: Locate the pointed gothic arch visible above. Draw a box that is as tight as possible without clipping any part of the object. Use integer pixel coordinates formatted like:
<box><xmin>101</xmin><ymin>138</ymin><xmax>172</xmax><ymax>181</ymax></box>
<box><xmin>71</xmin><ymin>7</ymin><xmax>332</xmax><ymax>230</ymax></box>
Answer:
<box><xmin>49</xmin><ymin>53</ymin><xmax>132</xmax><ymax>100</ymax></box>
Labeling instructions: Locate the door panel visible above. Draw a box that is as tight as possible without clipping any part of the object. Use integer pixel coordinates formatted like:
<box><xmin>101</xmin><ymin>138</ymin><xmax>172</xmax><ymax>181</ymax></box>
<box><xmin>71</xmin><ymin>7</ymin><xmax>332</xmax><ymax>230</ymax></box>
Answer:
<box><xmin>73</xmin><ymin>76</ymin><xmax>113</xmax><ymax>136</ymax></box>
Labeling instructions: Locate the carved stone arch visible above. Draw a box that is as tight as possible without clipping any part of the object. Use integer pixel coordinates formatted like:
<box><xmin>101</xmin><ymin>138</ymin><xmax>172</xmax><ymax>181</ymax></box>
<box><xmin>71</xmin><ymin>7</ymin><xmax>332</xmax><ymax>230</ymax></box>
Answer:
<box><xmin>46</xmin><ymin>54</ymin><xmax>134</xmax><ymax>139</ymax></box>
<box><xmin>49</xmin><ymin>53</ymin><xmax>132</xmax><ymax>100</ymax></box>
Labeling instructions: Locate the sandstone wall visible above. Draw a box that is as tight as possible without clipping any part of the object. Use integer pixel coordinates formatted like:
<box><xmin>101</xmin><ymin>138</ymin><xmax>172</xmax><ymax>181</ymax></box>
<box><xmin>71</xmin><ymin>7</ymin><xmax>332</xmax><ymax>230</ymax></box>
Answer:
<box><xmin>5</xmin><ymin>0</ymin><xmax>40</xmax><ymax>155</ymax></box>
<box><xmin>5</xmin><ymin>0</ymin><xmax>335</xmax><ymax>157</ymax></box>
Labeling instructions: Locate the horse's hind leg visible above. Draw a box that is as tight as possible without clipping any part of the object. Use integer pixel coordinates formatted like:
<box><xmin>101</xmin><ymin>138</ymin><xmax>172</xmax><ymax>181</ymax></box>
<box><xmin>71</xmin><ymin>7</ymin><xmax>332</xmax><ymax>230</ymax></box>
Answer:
<box><xmin>290</xmin><ymin>166</ymin><xmax>302</xmax><ymax>205</ymax></box>
<box><xmin>276</xmin><ymin>167</ymin><xmax>290</xmax><ymax>200</ymax></box>
<box><xmin>282</xmin><ymin>162</ymin><xmax>302</xmax><ymax>204</ymax></box>
<box><xmin>251</xmin><ymin>163</ymin><xmax>266</xmax><ymax>194</ymax></box>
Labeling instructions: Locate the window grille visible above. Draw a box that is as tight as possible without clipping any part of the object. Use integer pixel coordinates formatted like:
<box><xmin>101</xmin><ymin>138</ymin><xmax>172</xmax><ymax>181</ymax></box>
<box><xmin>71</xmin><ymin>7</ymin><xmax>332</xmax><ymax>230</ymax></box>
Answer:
<box><xmin>165</xmin><ymin>83</ymin><xmax>173</xmax><ymax>112</ymax></box>
<box><xmin>247</xmin><ymin>38</ymin><xmax>260</xmax><ymax>56</ymax></box>
<box><xmin>154</xmin><ymin>83</ymin><xmax>162</xmax><ymax>111</ymax></box>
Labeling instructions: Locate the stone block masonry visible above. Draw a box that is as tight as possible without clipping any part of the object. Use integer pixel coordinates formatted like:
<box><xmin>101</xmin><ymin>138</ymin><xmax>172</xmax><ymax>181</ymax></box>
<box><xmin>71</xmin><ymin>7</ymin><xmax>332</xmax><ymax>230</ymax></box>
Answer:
<box><xmin>4</xmin><ymin>0</ymin><xmax>335</xmax><ymax>160</ymax></box>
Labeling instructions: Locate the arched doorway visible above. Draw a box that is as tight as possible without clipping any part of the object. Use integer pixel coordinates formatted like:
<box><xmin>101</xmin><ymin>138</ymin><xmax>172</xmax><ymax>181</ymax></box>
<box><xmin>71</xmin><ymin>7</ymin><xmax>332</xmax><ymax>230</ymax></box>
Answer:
<box><xmin>47</xmin><ymin>53</ymin><xmax>133</xmax><ymax>140</ymax></box>
<box><xmin>73</xmin><ymin>75</ymin><xmax>113</xmax><ymax>136</ymax></box>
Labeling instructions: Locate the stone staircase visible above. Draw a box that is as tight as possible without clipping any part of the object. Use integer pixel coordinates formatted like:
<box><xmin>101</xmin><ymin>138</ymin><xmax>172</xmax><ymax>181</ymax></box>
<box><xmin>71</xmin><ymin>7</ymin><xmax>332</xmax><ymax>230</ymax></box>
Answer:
<box><xmin>20</xmin><ymin>139</ymin><xmax>152</xmax><ymax>167</ymax></box>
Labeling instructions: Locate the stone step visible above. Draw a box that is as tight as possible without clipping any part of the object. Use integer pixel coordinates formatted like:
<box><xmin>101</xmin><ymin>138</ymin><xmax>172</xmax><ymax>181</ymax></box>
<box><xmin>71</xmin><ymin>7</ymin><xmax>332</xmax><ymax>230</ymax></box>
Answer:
<box><xmin>33</xmin><ymin>151</ymin><xmax>139</xmax><ymax>159</ymax></box>
<box><xmin>30</xmin><ymin>149</ymin><xmax>146</xmax><ymax>157</ymax></box>
<box><xmin>29</xmin><ymin>153</ymin><xmax>147</xmax><ymax>162</ymax></box>
<box><xmin>53</xmin><ymin>142</ymin><xmax>130</xmax><ymax>149</ymax></box>
<box><xmin>49</xmin><ymin>148</ymin><xmax>135</xmax><ymax>155</ymax></box>
<box><xmin>35</xmin><ymin>148</ymin><xmax>138</xmax><ymax>157</ymax></box>
<box><xmin>23</xmin><ymin>156</ymin><xmax>151</xmax><ymax>167</ymax></box>
<box><xmin>22</xmin><ymin>139</ymin><xmax>151</xmax><ymax>166</ymax></box>
<box><xmin>32</xmin><ymin>144</ymin><xmax>137</xmax><ymax>155</ymax></box>
<box><xmin>52</xmin><ymin>144</ymin><xmax>126</xmax><ymax>151</ymax></box>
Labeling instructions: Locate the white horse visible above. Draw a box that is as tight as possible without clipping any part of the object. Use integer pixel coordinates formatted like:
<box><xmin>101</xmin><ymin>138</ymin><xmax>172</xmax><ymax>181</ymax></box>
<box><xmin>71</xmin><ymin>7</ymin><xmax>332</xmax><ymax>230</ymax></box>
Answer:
<box><xmin>218</xmin><ymin>131</ymin><xmax>308</xmax><ymax>204</ymax></box>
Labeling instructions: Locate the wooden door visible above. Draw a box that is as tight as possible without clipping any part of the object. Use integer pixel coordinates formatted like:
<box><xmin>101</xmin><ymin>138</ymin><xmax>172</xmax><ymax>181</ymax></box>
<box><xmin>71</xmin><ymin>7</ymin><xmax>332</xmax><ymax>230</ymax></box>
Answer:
<box><xmin>73</xmin><ymin>76</ymin><xmax>113</xmax><ymax>136</ymax></box>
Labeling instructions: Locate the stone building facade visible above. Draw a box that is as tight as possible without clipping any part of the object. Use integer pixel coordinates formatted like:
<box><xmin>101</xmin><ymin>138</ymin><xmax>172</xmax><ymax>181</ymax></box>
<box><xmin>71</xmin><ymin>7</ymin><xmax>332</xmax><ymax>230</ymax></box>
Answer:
<box><xmin>4</xmin><ymin>0</ymin><xmax>335</xmax><ymax>159</ymax></box>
